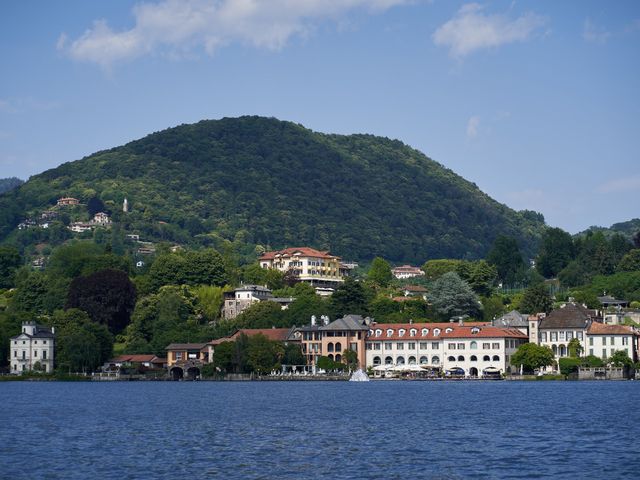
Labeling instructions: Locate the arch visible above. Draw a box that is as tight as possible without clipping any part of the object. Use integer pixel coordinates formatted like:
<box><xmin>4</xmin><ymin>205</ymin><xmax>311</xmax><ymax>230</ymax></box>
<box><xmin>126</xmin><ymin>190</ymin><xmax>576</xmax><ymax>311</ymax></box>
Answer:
<box><xmin>396</xmin><ymin>356</ymin><xmax>405</xmax><ymax>365</ymax></box>
<box><xmin>432</xmin><ymin>356</ymin><xmax>440</xmax><ymax>365</ymax></box>
<box><xmin>373</xmin><ymin>356</ymin><xmax>381</xmax><ymax>365</ymax></box>
<box><xmin>559</xmin><ymin>345</ymin><xmax>566</xmax><ymax>357</ymax></box>
<box><xmin>335</xmin><ymin>342</ymin><xmax>342</xmax><ymax>353</ymax></box>
<box><xmin>327</xmin><ymin>342</ymin><xmax>334</xmax><ymax>353</ymax></box>
<box><xmin>186</xmin><ymin>367</ymin><xmax>200</xmax><ymax>380</ymax></box>
<box><xmin>410</xmin><ymin>328</ymin><xmax>417</xmax><ymax>337</ymax></box>
<box><xmin>483</xmin><ymin>355</ymin><xmax>490</xmax><ymax>361</ymax></box>
<box><xmin>421</xmin><ymin>328</ymin><xmax>429</xmax><ymax>336</ymax></box>
<box><xmin>433</xmin><ymin>328</ymin><xmax>441</xmax><ymax>336</ymax></box>
<box><xmin>420</xmin><ymin>356</ymin><xmax>428</xmax><ymax>365</ymax></box>
<box><xmin>492</xmin><ymin>355</ymin><xmax>500</xmax><ymax>361</ymax></box>
<box><xmin>470</xmin><ymin>355</ymin><xmax>477</xmax><ymax>362</ymax></box>
<box><xmin>375</xmin><ymin>329</ymin><xmax>382</xmax><ymax>337</ymax></box>
<box><xmin>328</xmin><ymin>354</ymin><xmax>334</xmax><ymax>361</ymax></box>
<box><xmin>408</xmin><ymin>356</ymin><xmax>416</xmax><ymax>365</ymax></box>
<box><xmin>385</xmin><ymin>356</ymin><xmax>393</xmax><ymax>365</ymax></box>
<box><xmin>445</xmin><ymin>327</ymin><xmax>453</xmax><ymax>333</ymax></box>
<box><xmin>335</xmin><ymin>354</ymin><xmax>342</xmax><ymax>363</ymax></box>
<box><xmin>399</xmin><ymin>329</ymin><xmax>406</xmax><ymax>337</ymax></box>
<box><xmin>471</xmin><ymin>327</ymin><xmax>481</xmax><ymax>334</ymax></box>
<box><xmin>170</xmin><ymin>367</ymin><xmax>183</xmax><ymax>381</ymax></box>
<box><xmin>457</xmin><ymin>355</ymin><xmax>465</xmax><ymax>362</ymax></box>
<box><xmin>448</xmin><ymin>356</ymin><xmax>456</xmax><ymax>362</ymax></box>
<box><xmin>386</xmin><ymin>329</ymin><xmax>394</xmax><ymax>337</ymax></box>
<box><xmin>469</xmin><ymin>367</ymin><xmax>479</xmax><ymax>377</ymax></box>
<box><xmin>470</xmin><ymin>341</ymin><xmax>478</xmax><ymax>349</ymax></box>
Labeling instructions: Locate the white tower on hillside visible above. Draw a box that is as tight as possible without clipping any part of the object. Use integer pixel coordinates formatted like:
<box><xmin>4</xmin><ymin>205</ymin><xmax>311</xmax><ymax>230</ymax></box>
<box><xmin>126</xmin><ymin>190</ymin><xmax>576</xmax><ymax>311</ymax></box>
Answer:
<box><xmin>123</xmin><ymin>198</ymin><xmax>129</xmax><ymax>213</ymax></box>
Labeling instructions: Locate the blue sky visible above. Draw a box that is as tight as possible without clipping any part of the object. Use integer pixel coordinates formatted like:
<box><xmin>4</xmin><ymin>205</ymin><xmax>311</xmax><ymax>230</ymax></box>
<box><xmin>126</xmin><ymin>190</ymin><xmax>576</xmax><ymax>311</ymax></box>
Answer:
<box><xmin>1</xmin><ymin>0</ymin><xmax>638</xmax><ymax>234</ymax></box>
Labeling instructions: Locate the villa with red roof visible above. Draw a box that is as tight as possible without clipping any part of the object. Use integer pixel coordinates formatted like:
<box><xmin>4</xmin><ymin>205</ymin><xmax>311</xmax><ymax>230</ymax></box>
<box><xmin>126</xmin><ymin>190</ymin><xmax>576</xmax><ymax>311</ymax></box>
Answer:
<box><xmin>259</xmin><ymin>247</ymin><xmax>352</xmax><ymax>294</ymax></box>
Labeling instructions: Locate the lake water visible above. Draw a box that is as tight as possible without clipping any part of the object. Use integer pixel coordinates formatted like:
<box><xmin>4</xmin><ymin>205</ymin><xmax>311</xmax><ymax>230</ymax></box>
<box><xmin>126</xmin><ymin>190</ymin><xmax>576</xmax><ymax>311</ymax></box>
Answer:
<box><xmin>1</xmin><ymin>380</ymin><xmax>639</xmax><ymax>479</ymax></box>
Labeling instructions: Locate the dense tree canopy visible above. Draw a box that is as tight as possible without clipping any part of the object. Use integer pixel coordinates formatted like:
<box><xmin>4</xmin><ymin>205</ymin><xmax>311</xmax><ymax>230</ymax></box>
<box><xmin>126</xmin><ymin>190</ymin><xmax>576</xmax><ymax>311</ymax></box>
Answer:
<box><xmin>511</xmin><ymin>343</ymin><xmax>555</xmax><ymax>373</ymax></box>
<box><xmin>486</xmin><ymin>235</ymin><xmax>526</xmax><ymax>285</ymax></box>
<box><xmin>536</xmin><ymin>228</ymin><xmax>575</xmax><ymax>278</ymax></box>
<box><xmin>519</xmin><ymin>283</ymin><xmax>553</xmax><ymax>314</ymax></box>
<box><xmin>368</xmin><ymin>257</ymin><xmax>393</xmax><ymax>287</ymax></box>
<box><xmin>427</xmin><ymin>272</ymin><xmax>481</xmax><ymax>320</ymax></box>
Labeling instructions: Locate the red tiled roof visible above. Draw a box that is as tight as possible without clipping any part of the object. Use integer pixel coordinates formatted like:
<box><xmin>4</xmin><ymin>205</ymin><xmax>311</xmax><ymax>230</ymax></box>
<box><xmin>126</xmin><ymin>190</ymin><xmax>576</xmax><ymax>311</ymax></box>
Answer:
<box><xmin>439</xmin><ymin>325</ymin><xmax>528</xmax><ymax>339</ymax></box>
<box><xmin>209</xmin><ymin>328</ymin><xmax>292</xmax><ymax>344</ymax></box>
<box><xmin>259</xmin><ymin>247</ymin><xmax>338</xmax><ymax>261</ymax></box>
<box><xmin>588</xmin><ymin>323</ymin><xmax>636</xmax><ymax>335</ymax></box>
<box><xmin>367</xmin><ymin>322</ymin><xmax>493</xmax><ymax>341</ymax></box>
<box><xmin>108</xmin><ymin>354</ymin><xmax>157</xmax><ymax>363</ymax></box>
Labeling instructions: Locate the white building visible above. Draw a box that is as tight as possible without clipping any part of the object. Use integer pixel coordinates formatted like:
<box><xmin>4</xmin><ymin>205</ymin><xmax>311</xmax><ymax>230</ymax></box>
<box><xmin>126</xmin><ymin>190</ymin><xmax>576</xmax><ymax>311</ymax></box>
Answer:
<box><xmin>259</xmin><ymin>247</ymin><xmax>350</xmax><ymax>293</ymax></box>
<box><xmin>364</xmin><ymin>321</ymin><xmax>527</xmax><ymax>377</ymax></box>
<box><xmin>585</xmin><ymin>323</ymin><xmax>638</xmax><ymax>361</ymax></box>
<box><xmin>93</xmin><ymin>212</ymin><xmax>111</xmax><ymax>225</ymax></box>
<box><xmin>222</xmin><ymin>285</ymin><xmax>273</xmax><ymax>320</ymax></box>
<box><xmin>10</xmin><ymin>321</ymin><xmax>55</xmax><ymax>374</ymax></box>
<box><xmin>392</xmin><ymin>265</ymin><xmax>425</xmax><ymax>279</ymax></box>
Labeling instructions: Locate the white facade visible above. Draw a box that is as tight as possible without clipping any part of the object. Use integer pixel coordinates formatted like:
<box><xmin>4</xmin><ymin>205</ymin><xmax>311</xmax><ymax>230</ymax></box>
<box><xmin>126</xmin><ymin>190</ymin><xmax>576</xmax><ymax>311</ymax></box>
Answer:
<box><xmin>222</xmin><ymin>285</ymin><xmax>273</xmax><ymax>320</ymax></box>
<box><xmin>10</xmin><ymin>321</ymin><xmax>55</xmax><ymax>374</ymax></box>
<box><xmin>585</xmin><ymin>334</ymin><xmax>634</xmax><ymax>360</ymax></box>
<box><xmin>364</xmin><ymin>323</ymin><xmax>527</xmax><ymax>377</ymax></box>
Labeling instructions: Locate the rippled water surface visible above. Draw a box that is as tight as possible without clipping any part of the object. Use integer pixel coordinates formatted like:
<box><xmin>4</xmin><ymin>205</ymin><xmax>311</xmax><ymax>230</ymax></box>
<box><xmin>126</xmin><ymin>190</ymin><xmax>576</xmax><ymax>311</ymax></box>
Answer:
<box><xmin>1</xmin><ymin>380</ymin><xmax>639</xmax><ymax>479</ymax></box>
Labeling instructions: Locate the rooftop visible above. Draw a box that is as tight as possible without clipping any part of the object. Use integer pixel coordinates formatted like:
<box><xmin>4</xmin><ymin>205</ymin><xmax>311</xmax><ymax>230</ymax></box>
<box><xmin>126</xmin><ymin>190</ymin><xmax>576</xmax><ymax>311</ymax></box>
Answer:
<box><xmin>320</xmin><ymin>314</ymin><xmax>371</xmax><ymax>331</ymax></box>
<box><xmin>260</xmin><ymin>247</ymin><xmax>339</xmax><ymax>261</ymax></box>
<box><xmin>538</xmin><ymin>304</ymin><xmax>596</xmax><ymax>330</ymax></box>
<box><xmin>587</xmin><ymin>323</ymin><xmax>637</xmax><ymax>336</ymax></box>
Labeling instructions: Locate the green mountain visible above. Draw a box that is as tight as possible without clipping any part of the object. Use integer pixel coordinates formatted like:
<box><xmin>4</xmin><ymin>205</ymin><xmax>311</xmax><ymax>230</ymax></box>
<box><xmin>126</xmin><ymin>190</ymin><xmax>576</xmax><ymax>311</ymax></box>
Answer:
<box><xmin>0</xmin><ymin>177</ymin><xmax>23</xmax><ymax>195</ymax></box>
<box><xmin>577</xmin><ymin>219</ymin><xmax>640</xmax><ymax>241</ymax></box>
<box><xmin>0</xmin><ymin>116</ymin><xmax>545</xmax><ymax>263</ymax></box>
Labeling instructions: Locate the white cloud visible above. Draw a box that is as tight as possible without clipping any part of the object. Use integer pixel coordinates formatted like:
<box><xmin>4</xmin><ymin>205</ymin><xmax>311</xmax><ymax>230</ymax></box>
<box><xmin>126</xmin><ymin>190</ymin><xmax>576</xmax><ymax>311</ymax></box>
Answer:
<box><xmin>60</xmin><ymin>0</ymin><xmax>409</xmax><ymax>69</ymax></box>
<box><xmin>596</xmin><ymin>175</ymin><xmax>640</xmax><ymax>194</ymax></box>
<box><xmin>583</xmin><ymin>18</ymin><xmax>611</xmax><ymax>44</ymax></box>
<box><xmin>466</xmin><ymin>115</ymin><xmax>480</xmax><ymax>138</ymax></box>
<box><xmin>433</xmin><ymin>3</ymin><xmax>547</xmax><ymax>57</ymax></box>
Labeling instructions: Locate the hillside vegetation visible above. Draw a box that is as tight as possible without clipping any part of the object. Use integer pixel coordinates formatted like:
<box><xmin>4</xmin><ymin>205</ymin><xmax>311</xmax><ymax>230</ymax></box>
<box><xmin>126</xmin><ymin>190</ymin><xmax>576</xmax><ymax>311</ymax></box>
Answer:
<box><xmin>0</xmin><ymin>116</ymin><xmax>545</xmax><ymax>262</ymax></box>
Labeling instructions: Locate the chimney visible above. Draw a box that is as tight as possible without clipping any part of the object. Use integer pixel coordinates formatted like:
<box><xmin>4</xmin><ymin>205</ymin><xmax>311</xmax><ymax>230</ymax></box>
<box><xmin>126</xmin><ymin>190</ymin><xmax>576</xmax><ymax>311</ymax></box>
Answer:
<box><xmin>458</xmin><ymin>318</ymin><xmax>464</xmax><ymax>326</ymax></box>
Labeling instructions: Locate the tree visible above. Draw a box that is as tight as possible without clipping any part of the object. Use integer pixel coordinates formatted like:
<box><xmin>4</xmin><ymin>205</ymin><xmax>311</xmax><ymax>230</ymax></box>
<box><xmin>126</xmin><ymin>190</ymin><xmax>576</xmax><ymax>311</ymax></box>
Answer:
<box><xmin>87</xmin><ymin>196</ymin><xmax>106</xmax><ymax>216</ymax></box>
<box><xmin>246</xmin><ymin>334</ymin><xmax>284</xmax><ymax>374</ymax></box>
<box><xmin>211</xmin><ymin>341</ymin><xmax>238</xmax><ymax>373</ymax></box>
<box><xmin>331</xmin><ymin>277</ymin><xmax>372</xmax><ymax>318</ymax></box>
<box><xmin>422</xmin><ymin>259</ymin><xmax>465</xmax><ymax>280</ymax></box>
<box><xmin>559</xmin><ymin>357</ymin><xmax>582</xmax><ymax>376</ymax></box>
<box><xmin>486</xmin><ymin>235</ymin><xmax>526</xmax><ymax>284</ymax></box>
<box><xmin>283</xmin><ymin>343</ymin><xmax>306</xmax><ymax>366</ymax></box>
<box><xmin>519</xmin><ymin>283</ymin><xmax>553</xmax><ymax>314</ymax></box>
<box><xmin>235</xmin><ymin>301</ymin><xmax>286</xmax><ymax>329</ymax></box>
<box><xmin>342</xmin><ymin>349</ymin><xmax>359</xmax><ymax>371</ymax></box>
<box><xmin>511</xmin><ymin>343</ymin><xmax>555</xmax><ymax>373</ymax></box>
<box><xmin>536</xmin><ymin>227</ymin><xmax>575</xmax><ymax>278</ymax></box>
<box><xmin>462</xmin><ymin>260</ymin><xmax>497</xmax><ymax>297</ymax></box>
<box><xmin>148</xmin><ymin>249</ymin><xmax>226</xmax><ymax>290</ymax></box>
<box><xmin>482</xmin><ymin>295</ymin><xmax>506</xmax><ymax>322</ymax></box>
<box><xmin>568</xmin><ymin>337</ymin><xmax>583</xmax><ymax>358</ymax></box>
<box><xmin>617</xmin><ymin>249</ymin><xmax>640</xmax><ymax>272</ymax></box>
<box><xmin>609</xmin><ymin>350</ymin><xmax>633</xmax><ymax>367</ymax></box>
<box><xmin>368</xmin><ymin>257</ymin><xmax>393</xmax><ymax>287</ymax></box>
<box><xmin>0</xmin><ymin>246</ymin><xmax>21</xmax><ymax>289</ymax></box>
<box><xmin>66</xmin><ymin>269</ymin><xmax>137</xmax><ymax>333</ymax></box>
<box><xmin>427</xmin><ymin>272</ymin><xmax>481</xmax><ymax>319</ymax></box>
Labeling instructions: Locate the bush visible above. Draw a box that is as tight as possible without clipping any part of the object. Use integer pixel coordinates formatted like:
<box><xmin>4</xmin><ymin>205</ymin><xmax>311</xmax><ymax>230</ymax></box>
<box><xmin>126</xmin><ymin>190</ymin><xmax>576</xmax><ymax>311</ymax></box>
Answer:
<box><xmin>559</xmin><ymin>357</ymin><xmax>582</xmax><ymax>376</ymax></box>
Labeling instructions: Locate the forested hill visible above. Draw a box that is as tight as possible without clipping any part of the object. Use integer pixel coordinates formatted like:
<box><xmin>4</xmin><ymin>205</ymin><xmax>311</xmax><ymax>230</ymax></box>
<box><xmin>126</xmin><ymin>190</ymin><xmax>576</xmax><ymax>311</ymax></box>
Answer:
<box><xmin>0</xmin><ymin>177</ymin><xmax>23</xmax><ymax>195</ymax></box>
<box><xmin>0</xmin><ymin>116</ymin><xmax>545</xmax><ymax>263</ymax></box>
<box><xmin>577</xmin><ymin>219</ymin><xmax>640</xmax><ymax>241</ymax></box>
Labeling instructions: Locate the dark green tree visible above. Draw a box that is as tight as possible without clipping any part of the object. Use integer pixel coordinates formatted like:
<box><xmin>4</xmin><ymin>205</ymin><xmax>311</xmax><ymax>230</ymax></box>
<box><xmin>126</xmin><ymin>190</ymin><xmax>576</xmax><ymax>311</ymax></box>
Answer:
<box><xmin>486</xmin><ymin>235</ymin><xmax>526</xmax><ymax>284</ymax></box>
<box><xmin>368</xmin><ymin>257</ymin><xmax>393</xmax><ymax>287</ymax></box>
<box><xmin>66</xmin><ymin>269</ymin><xmax>137</xmax><ymax>333</ymax></box>
<box><xmin>331</xmin><ymin>277</ymin><xmax>372</xmax><ymax>318</ymax></box>
<box><xmin>511</xmin><ymin>343</ymin><xmax>555</xmax><ymax>373</ymax></box>
<box><xmin>536</xmin><ymin>227</ymin><xmax>575</xmax><ymax>278</ymax></box>
<box><xmin>0</xmin><ymin>246</ymin><xmax>21</xmax><ymax>289</ymax></box>
<box><xmin>427</xmin><ymin>271</ymin><xmax>481</xmax><ymax>319</ymax></box>
<box><xmin>519</xmin><ymin>283</ymin><xmax>553</xmax><ymax>314</ymax></box>
<box><xmin>617</xmin><ymin>249</ymin><xmax>640</xmax><ymax>272</ymax></box>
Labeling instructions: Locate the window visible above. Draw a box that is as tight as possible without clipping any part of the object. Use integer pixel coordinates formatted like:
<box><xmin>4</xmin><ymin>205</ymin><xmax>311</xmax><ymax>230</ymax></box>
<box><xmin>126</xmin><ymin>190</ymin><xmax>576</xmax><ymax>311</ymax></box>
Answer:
<box><xmin>482</xmin><ymin>343</ymin><xmax>490</xmax><ymax>349</ymax></box>
<box><xmin>366</xmin><ymin>343</ymin><xmax>372</xmax><ymax>351</ymax></box>
<box><xmin>492</xmin><ymin>343</ymin><xmax>500</xmax><ymax>349</ymax></box>
<box><xmin>457</xmin><ymin>355</ymin><xmax>465</xmax><ymax>362</ymax></box>
<box><xmin>373</xmin><ymin>356</ymin><xmax>381</xmax><ymax>365</ymax></box>
<box><xmin>577</xmin><ymin>332</ymin><xmax>583</xmax><ymax>340</ymax></box>
<box><xmin>470</xmin><ymin>355</ymin><xmax>477</xmax><ymax>362</ymax></box>
<box><xmin>384</xmin><ymin>342</ymin><xmax>392</xmax><ymax>350</ymax></box>
<box><xmin>551</xmin><ymin>332</ymin><xmax>557</xmax><ymax>342</ymax></box>
<box><xmin>589</xmin><ymin>349</ymin><xmax>593</xmax><ymax>356</ymax></box>
<box><xmin>374</xmin><ymin>343</ymin><xmax>381</xmax><ymax>350</ymax></box>
<box><xmin>432</xmin><ymin>342</ymin><xmax>439</xmax><ymax>349</ymax></box>
<box><xmin>396</xmin><ymin>342</ymin><xmax>404</xmax><ymax>350</ymax></box>
<box><xmin>421</xmin><ymin>328</ymin><xmax>429</xmax><ymax>336</ymax></box>
<box><xmin>492</xmin><ymin>355</ymin><xmax>500</xmax><ymax>361</ymax></box>
<box><xmin>559</xmin><ymin>331</ymin><xmax>565</xmax><ymax>341</ymax></box>
<box><xmin>483</xmin><ymin>355</ymin><xmax>490</xmax><ymax>361</ymax></box>
<box><xmin>567</xmin><ymin>331</ymin><xmax>573</xmax><ymax>340</ymax></box>
<box><xmin>602</xmin><ymin>349</ymin><xmax>607</xmax><ymax>359</ymax></box>
<box><xmin>386</xmin><ymin>329</ymin><xmax>394</xmax><ymax>337</ymax></box>
<box><xmin>13</xmin><ymin>351</ymin><xmax>16</xmax><ymax>358</ymax></box>
<box><xmin>419</xmin><ymin>342</ymin><xmax>428</xmax><ymax>349</ymax></box>
<box><xmin>34</xmin><ymin>350</ymin><xmax>37</xmax><ymax>358</ymax></box>
<box><xmin>410</xmin><ymin>329</ymin><xmax>417</xmax><ymax>337</ymax></box>
<box><xmin>433</xmin><ymin>329</ymin><xmax>440</xmax><ymax>336</ymax></box>
<box><xmin>385</xmin><ymin>356</ymin><xmax>393</xmax><ymax>365</ymax></box>
<box><xmin>470</xmin><ymin>341</ymin><xmax>478</xmax><ymax>349</ymax></box>
<box><xmin>408</xmin><ymin>356</ymin><xmax>416</xmax><ymax>365</ymax></box>
<box><xmin>448</xmin><ymin>356</ymin><xmax>456</xmax><ymax>362</ymax></box>
<box><xmin>457</xmin><ymin>343</ymin><xmax>465</xmax><ymax>350</ymax></box>
<box><xmin>448</xmin><ymin>343</ymin><xmax>456</xmax><ymax>350</ymax></box>
<box><xmin>589</xmin><ymin>337</ymin><xmax>594</xmax><ymax>346</ymax></box>
<box><xmin>541</xmin><ymin>332</ymin><xmax>547</xmax><ymax>342</ymax></box>
<box><xmin>610</xmin><ymin>337</ymin><xmax>615</xmax><ymax>346</ymax></box>
<box><xmin>432</xmin><ymin>356</ymin><xmax>440</xmax><ymax>365</ymax></box>
<box><xmin>22</xmin><ymin>351</ymin><xmax>25</xmax><ymax>359</ymax></box>
<box><xmin>420</xmin><ymin>356</ymin><xmax>428</xmax><ymax>364</ymax></box>
<box><xmin>602</xmin><ymin>337</ymin><xmax>606</xmax><ymax>346</ymax></box>
<box><xmin>43</xmin><ymin>351</ymin><xmax>47</xmax><ymax>360</ymax></box>
<box><xmin>445</xmin><ymin>328</ymin><xmax>453</xmax><ymax>333</ymax></box>
<box><xmin>623</xmin><ymin>337</ymin><xmax>629</xmax><ymax>346</ymax></box>
<box><xmin>471</xmin><ymin>327</ymin><xmax>480</xmax><ymax>334</ymax></box>
<box><xmin>399</xmin><ymin>329</ymin><xmax>406</xmax><ymax>337</ymax></box>
<box><xmin>396</xmin><ymin>356</ymin><xmax>405</xmax><ymax>365</ymax></box>
<box><xmin>175</xmin><ymin>352</ymin><xmax>183</xmax><ymax>360</ymax></box>
<box><xmin>408</xmin><ymin>342</ymin><xmax>416</xmax><ymax>350</ymax></box>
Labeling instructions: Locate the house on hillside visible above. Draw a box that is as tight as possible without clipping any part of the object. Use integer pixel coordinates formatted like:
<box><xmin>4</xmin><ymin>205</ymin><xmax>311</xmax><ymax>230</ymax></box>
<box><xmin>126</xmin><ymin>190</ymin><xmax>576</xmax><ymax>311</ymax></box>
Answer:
<box><xmin>222</xmin><ymin>285</ymin><xmax>273</xmax><ymax>320</ymax></box>
<box><xmin>392</xmin><ymin>265</ymin><xmax>425</xmax><ymax>279</ymax></box>
<box><xmin>10</xmin><ymin>321</ymin><xmax>55</xmax><ymax>374</ymax></box>
<box><xmin>259</xmin><ymin>247</ymin><xmax>352</xmax><ymax>294</ymax></box>
<box><xmin>57</xmin><ymin>197</ymin><xmax>79</xmax><ymax>206</ymax></box>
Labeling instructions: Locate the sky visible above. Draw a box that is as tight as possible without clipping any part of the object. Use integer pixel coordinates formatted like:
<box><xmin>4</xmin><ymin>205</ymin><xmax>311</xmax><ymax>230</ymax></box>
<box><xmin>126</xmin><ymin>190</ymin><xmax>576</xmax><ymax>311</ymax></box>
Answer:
<box><xmin>1</xmin><ymin>0</ymin><xmax>639</xmax><ymax>234</ymax></box>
